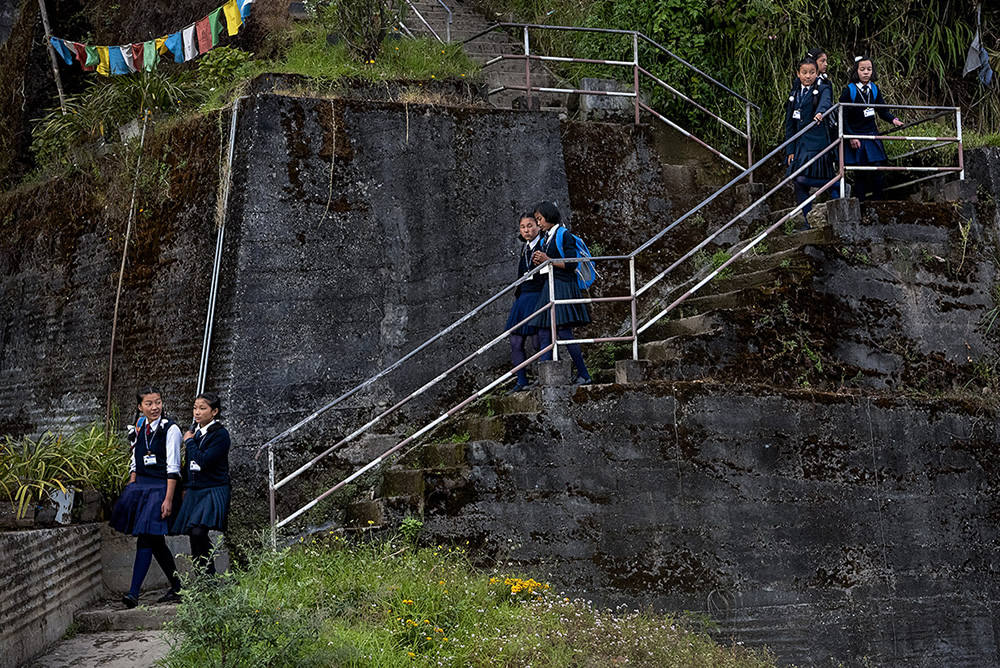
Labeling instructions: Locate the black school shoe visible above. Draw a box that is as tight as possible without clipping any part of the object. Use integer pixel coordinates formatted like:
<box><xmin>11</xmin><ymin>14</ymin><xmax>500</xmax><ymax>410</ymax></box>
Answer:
<box><xmin>157</xmin><ymin>588</ymin><xmax>181</xmax><ymax>603</ymax></box>
<box><xmin>121</xmin><ymin>593</ymin><xmax>139</xmax><ymax>609</ymax></box>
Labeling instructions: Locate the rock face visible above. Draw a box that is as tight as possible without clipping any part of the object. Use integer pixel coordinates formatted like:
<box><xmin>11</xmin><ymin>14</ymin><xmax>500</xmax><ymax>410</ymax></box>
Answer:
<box><xmin>418</xmin><ymin>382</ymin><xmax>1000</xmax><ymax>666</ymax></box>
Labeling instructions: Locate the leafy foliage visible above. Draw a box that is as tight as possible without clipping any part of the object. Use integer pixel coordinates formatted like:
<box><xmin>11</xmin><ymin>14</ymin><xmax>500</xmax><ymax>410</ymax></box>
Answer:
<box><xmin>165</xmin><ymin>535</ymin><xmax>778</xmax><ymax>667</ymax></box>
<box><xmin>0</xmin><ymin>423</ymin><xmax>130</xmax><ymax>518</ymax></box>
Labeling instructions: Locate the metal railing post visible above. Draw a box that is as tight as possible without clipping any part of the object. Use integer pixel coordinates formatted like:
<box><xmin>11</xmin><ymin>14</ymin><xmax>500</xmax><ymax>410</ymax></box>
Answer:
<box><xmin>268</xmin><ymin>446</ymin><xmax>277</xmax><ymax>538</ymax></box>
<box><xmin>956</xmin><ymin>108</ymin><xmax>964</xmax><ymax>181</ymax></box>
<box><xmin>633</xmin><ymin>32</ymin><xmax>640</xmax><ymax>126</ymax></box>
<box><xmin>548</xmin><ymin>267</ymin><xmax>558</xmax><ymax>361</ymax></box>
<box><xmin>838</xmin><ymin>105</ymin><xmax>846</xmax><ymax>197</ymax></box>
<box><xmin>745</xmin><ymin>102</ymin><xmax>753</xmax><ymax>182</ymax></box>
<box><xmin>523</xmin><ymin>26</ymin><xmax>532</xmax><ymax>110</ymax></box>
<box><xmin>629</xmin><ymin>256</ymin><xmax>638</xmax><ymax>361</ymax></box>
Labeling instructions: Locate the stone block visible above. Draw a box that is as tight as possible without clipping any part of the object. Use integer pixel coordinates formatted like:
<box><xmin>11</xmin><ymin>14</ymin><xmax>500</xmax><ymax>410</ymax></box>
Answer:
<box><xmin>825</xmin><ymin>196</ymin><xmax>861</xmax><ymax>226</ymax></box>
<box><xmin>381</xmin><ymin>469</ymin><xmax>424</xmax><ymax>498</ymax></box>
<box><xmin>615</xmin><ymin>359</ymin><xmax>650</xmax><ymax>384</ymax></box>
<box><xmin>538</xmin><ymin>360</ymin><xmax>573</xmax><ymax>386</ymax></box>
<box><xmin>577</xmin><ymin>78</ymin><xmax>635</xmax><ymax>121</ymax></box>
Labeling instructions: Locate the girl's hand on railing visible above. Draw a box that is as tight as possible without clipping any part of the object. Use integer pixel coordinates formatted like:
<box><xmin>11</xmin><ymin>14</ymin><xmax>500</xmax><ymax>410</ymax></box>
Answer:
<box><xmin>532</xmin><ymin>250</ymin><xmax>549</xmax><ymax>265</ymax></box>
<box><xmin>850</xmin><ymin>139</ymin><xmax>861</xmax><ymax>149</ymax></box>
<box><xmin>787</xmin><ymin>154</ymin><xmax>794</xmax><ymax>165</ymax></box>
<box><xmin>813</xmin><ymin>113</ymin><xmax>823</xmax><ymax>122</ymax></box>
<box><xmin>892</xmin><ymin>118</ymin><xmax>904</xmax><ymax>127</ymax></box>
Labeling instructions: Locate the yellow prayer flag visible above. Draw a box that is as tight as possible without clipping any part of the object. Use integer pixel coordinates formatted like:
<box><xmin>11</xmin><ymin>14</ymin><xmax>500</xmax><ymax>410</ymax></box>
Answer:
<box><xmin>223</xmin><ymin>0</ymin><xmax>243</xmax><ymax>36</ymax></box>
<box><xmin>155</xmin><ymin>36</ymin><xmax>169</xmax><ymax>55</ymax></box>
<box><xmin>96</xmin><ymin>46</ymin><xmax>110</xmax><ymax>76</ymax></box>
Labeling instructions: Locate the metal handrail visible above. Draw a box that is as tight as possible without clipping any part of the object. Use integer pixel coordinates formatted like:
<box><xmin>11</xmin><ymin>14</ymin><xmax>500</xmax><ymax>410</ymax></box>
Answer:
<box><xmin>463</xmin><ymin>23</ymin><xmax>755</xmax><ymax>174</ymax></box>
<box><xmin>263</xmin><ymin>102</ymin><xmax>963</xmax><ymax>538</ymax></box>
<box><xmin>402</xmin><ymin>0</ymin><xmax>446</xmax><ymax>43</ymax></box>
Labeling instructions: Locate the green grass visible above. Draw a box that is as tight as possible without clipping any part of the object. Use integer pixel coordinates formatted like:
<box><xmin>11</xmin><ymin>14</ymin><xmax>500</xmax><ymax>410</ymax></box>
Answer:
<box><xmin>164</xmin><ymin>536</ymin><xmax>777</xmax><ymax>667</ymax></box>
<box><xmin>272</xmin><ymin>26</ymin><xmax>477</xmax><ymax>83</ymax></box>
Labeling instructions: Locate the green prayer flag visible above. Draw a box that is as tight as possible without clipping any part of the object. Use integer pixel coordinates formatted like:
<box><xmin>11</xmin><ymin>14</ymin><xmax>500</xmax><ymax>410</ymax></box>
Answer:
<box><xmin>209</xmin><ymin>8</ymin><xmax>225</xmax><ymax>47</ymax></box>
<box><xmin>84</xmin><ymin>45</ymin><xmax>100</xmax><ymax>67</ymax></box>
<box><xmin>143</xmin><ymin>40</ymin><xmax>157</xmax><ymax>71</ymax></box>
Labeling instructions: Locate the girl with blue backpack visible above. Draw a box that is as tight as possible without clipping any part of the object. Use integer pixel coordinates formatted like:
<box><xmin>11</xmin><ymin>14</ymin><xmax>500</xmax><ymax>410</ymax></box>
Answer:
<box><xmin>839</xmin><ymin>55</ymin><xmax>904</xmax><ymax>201</ymax></box>
<box><xmin>528</xmin><ymin>201</ymin><xmax>592</xmax><ymax>386</ymax></box>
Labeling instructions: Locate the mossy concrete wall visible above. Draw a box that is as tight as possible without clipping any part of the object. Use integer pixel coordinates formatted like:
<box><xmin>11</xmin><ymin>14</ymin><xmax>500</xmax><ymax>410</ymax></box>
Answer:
<box><xmin>423</xmin><ymin>382</ymin><xmax>1000</xmax><ymax>667</ymax></box>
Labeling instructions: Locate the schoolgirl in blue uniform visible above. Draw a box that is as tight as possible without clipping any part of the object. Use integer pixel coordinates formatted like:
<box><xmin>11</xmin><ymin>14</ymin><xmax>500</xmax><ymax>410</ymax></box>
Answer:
<box><xmin>839</xmin><ymin>55</ymin><xmax>904</xmax><ymax>201</ymax></box>
<box><xmin>173</xmin><ymin>391</ymin><xmax>231</xmax><ymax>576</ymax></box>
<box><xmin>785</xmin><ymin>56</ymin><xmax>834</xmax><ymax>229</ymax></box>
<box><xmin>528</xmin><ymin>201</ymin><xmax>592</xmax><ymax>385</ymax></box>
<box><xmin>110</xmin><ymin>386</ymin><xmax>183</xmax><ymax>607</ymax></box>
<box><xmin>505</xmin><ymin>214</ymin><xmax>544</xmax><ymax>393</ymax></box>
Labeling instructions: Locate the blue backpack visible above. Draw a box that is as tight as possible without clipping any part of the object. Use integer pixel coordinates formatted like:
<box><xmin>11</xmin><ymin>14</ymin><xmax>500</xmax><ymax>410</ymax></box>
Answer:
<box><xmin>848</xmin><ymin>82</ymin><xmax>878</xmax><ymax>102</ymax></box>
<box><xmin>554</xmin><ymin>227</ymin><xmax>599</xmax><ymax>291</ymax></box>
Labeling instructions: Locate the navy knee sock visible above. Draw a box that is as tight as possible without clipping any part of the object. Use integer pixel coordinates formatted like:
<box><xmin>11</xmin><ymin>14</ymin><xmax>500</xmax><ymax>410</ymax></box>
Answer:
<box><xmin>190</xmin><ymin>526</ymin><xmax>216</xmax><ymax>576</ymax></box>
<box><xmin>128</xmin><ymin>546</ymin><xmax>153</xmax><ymax>598</ymax></box>
<box><xmin>559</xmin><ymin>328</ymin><xmax>590</xmax><ymax>380</ymax></box>
<box><xmin>510</xmin><ymin>334</ymin><xmax>528</xmax><ymax>386</ymax></box>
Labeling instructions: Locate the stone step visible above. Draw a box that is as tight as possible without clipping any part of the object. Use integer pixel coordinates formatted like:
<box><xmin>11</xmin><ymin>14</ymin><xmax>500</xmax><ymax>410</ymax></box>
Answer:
<box><xmin>728</xmin><ymin>224</ymin><xmax>835</xmax><ymax>257</ymax></box>
<box><xmin>74</xmin><ymin>600</ymin><xmax>177</xmax><ymax>633</ymax></box>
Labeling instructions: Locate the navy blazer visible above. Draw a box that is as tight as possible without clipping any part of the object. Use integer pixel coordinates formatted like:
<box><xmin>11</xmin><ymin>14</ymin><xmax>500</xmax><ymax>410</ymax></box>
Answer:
<box><xmin>183</xmin><ymin>422</ymin><xmax>231</xmax><ymax>489</ymax></box>
<box><xmin>539</xmin><ymin>226</ymin><xmax>579</xmax><ymax>284</ymax></box>
<box><xmin>839</xmin><ymin>84</ymin><xmax>897</xmax><ymax>135</ymax></box>
<box><xmin>785</xmin><ymin>82</ymin><xmax>833</xmax><ymax>157</ymax></box>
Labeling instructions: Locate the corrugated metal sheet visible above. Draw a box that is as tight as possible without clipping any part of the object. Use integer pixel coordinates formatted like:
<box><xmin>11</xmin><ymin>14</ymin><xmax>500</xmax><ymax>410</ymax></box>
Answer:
<box><xmin>0</xmin><ymin>525</ymin><xmax>102</xmax><ymax>668</ymax></box>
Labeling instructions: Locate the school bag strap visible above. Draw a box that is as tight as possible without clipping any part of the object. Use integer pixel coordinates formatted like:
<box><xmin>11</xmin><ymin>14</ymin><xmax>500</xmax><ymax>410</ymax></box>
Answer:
<box><xmin>554</xmin><ymin>226</ymin><xmax>599</xmax><ymax>291</ymax></box>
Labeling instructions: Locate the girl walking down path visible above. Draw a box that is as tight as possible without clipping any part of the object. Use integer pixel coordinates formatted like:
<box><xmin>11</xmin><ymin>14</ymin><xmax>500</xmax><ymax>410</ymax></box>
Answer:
<box><xmin>109</xmin><ymin>386</ymin><xmax>183</xmax><ymax>608</ymax></box>
<box><xmin>173</xmin><ymin>392</ymin><xmax>231</xmax><ymax>577</ymax></box>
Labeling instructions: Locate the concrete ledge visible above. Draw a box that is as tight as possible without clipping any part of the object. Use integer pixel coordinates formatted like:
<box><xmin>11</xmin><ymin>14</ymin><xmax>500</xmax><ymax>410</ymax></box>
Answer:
<box><xmin>75</xmin><ymin>601</ymin><xmax>177</xmax><ymax>633</ymax></box>
<box><xmin>615</xmin><ymin>359</ymin><xmax>650</xmax><ymax>384</ymax></box>
<box><xmin>538</xmin><ymin>360</ymin><xmax>572</xmax><ymax>386</ymax></box>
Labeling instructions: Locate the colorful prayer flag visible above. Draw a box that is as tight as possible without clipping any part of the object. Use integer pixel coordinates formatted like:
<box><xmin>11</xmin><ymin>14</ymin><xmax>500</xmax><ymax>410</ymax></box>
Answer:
<box><xmin>223</xmin><ymin>0</ymin><xmax>243</xmax><ymax>36</ymax></box>
<box><xmin>196</xmin><ymin>16</ymin><xmax>213</xmax><ymax>54</ymax></box>
<box><xmin>50</xmin><ymin>37</ymin><xmax>74</xmax><ymax>65</ymax></box>
<box><xmin>121</xmin><ymin>46</ymin><xmax>137</xmax><ymax>73</ymax></box>
<box><xmin>155</xmin><ymin>36</ymin><xmax>170</xmax><ymax>55</ymax></box>
<box><xmin>96</xmin><ymin>46</ymin><xmax>110</xmax><ymax>76</ymax></box>
<box><xmin>238</xmin><ymin>0</ymin><xmax>254</xmax><ymax>20</ymax></box>
<box><xmin>143</xmin><ymin>40</ymin><xmax>157</xmax><ymax>71</ymax></box>
<box><xmin>182</xmin><ymin>25</ymin><xmax>198</xmax><ymax>61</ymax></box>
<box><xmin>131</xmin><ymin>43</ymin><xmax>144</xmax><ymax>70</ymax></box>
<box><xmin>69</xmin><ymin>42</ymin><xmax>95</xmax><ymax>71</ymax></box>
<box><xmin>109</xmin><ymin>46</ymin><xmax>130</xmax><ymax>74</ymax></box>
<box><xmin>84</xmin><ymin>45</ymin><xmax>99</xmax><ymax>68</ymax></box>
<box><xmin>164</xmin><ymin>31</ymin><xmax>185</xmax><ymax>63</ymax></box>
<box><xmin>208</xmin><ymin>8</ymin><xmax>225</xmax><ymax>46</ymax></box>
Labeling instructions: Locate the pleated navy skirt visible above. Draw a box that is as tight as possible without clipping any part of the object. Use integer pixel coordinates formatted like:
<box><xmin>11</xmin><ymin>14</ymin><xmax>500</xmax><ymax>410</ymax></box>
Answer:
<box><xmin>505</xmin><ymin>288</ymin><xmax>542</xmax><ymax>335</ymax></box>
<box><xmin>529</xmin><ymin>276</ymin><xmax>591</xmax><ymax>329</ymax></box>
<box><xmin>844</xmin><ymin>131</ymin><xmax>888</xmax><ymax>164</ymax></box>
<box><xmin>110</xmin><ymin>476</ymin><xmax>177</xmax><ymax>536</ymax></box>
<box><xmin>172</xmin><ymin>485</ymin><xmax>230</xmax><ymax>533</ymax></box>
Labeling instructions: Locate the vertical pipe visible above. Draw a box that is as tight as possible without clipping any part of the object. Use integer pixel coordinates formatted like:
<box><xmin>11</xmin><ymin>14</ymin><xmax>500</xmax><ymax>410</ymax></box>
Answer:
<box><xmin>745</xmin><ymin>102</ymin><xmax>753</xmax><ymax>182</ymax></box>
<box><xmin>548</xmin><ymin>267</ymin><xmax>558</xmax><ymax>361</ymax></box>
<box><xmin>629</xmin><ymin>256</ymin><xmax>638</xmax><ymax>361</ymax></box>
<box><xmin>956</xmin><ymin>108</ymin><xmax>964</xmax><ymax>181</ymax></box>
<box><xmin>523</xmin><ymin>27</ymin><xmax>532</xmax><ymax>110</ymax></box>
<box><xmin>632</xmin><ymin>33</ymin><xmax>640</xmax><ymax>126</ymax></box>
<box><xmin>197</xmin><ymin>98</ymin><xmax>242</xmax><ymax>395</ymax></box>
<box><xmin>36</xmin><ymin>0</ymin><xmax>67</xmax><ymax>115</ymax></box>
<box><xmin>838</xmin><ymin>106</ymin><xmax>846</xmax><ymax>197</ymax></box>
<box><xmin>268</xmin><ymin>446</ymin><xmax>277</xmax><ymax>540</ymax></box>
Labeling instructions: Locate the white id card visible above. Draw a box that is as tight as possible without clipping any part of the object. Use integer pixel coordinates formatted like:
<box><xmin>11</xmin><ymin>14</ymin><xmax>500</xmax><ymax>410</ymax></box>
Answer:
<box><xmin>792</xmin><ymin>109</ymin><xmax>801</xmax><ymax>120</ymax></box>
<box><xmin>189</xmin><ymin>460</ymin><xmax>202</xmax><ymax>472</ymax></box>
<box><xmin>863</xmin><ymin>107</ymin><xmax>875</xmax><ymax>117</ymax></box>
<box><xmin>143</xmin><ymin>453</ymin><xmax>157</xmax><ymax>466</ymax></box>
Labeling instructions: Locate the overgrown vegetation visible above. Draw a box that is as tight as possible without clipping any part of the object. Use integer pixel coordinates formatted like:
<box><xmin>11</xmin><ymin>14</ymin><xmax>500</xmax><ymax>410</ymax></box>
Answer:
<box><xmin>164</xmin><ymin>534</ymin><xmax>777</xmax><ymax>667</ymax></box>
<box><xmin>474</xmin><ymin>0</ymin><xmax>999</xmax><ymax>150</ymax></box>
<box><xmin>0</xmin><ymin>423</ymin><xmax>130</xmax><ymax>518</ymax></box>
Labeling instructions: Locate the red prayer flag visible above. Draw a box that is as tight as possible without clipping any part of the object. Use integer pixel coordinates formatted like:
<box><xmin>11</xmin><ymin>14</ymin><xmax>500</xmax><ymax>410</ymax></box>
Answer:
<box><xmin>132</xmin><ymin>43</ymin><xmax>144</xmax><ymax>69</ymax></box>
<box><xmin>71</xmin><ymin>42</ymin><xmax>94</xmax><ymax>71</ymax></box>
<box><xmin>196</xmin><ymin>16</ymin><xmax>213</xmax><ymax>54</ymax></box>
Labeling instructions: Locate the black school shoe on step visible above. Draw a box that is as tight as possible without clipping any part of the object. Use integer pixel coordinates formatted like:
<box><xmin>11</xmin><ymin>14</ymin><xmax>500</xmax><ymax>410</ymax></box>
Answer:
<box><xmin>121</xmin><ymin>593</ymin><xmax>139</xmax><ymax>609</ymax></box>
<box><xmin>157</xmin><ymin>588</ymin><xmax>181</xmax><ymax>603</ymax></box>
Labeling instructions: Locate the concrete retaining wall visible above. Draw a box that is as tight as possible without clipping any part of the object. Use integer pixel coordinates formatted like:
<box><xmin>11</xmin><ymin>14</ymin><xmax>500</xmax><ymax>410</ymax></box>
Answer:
<box><xmin>0</xmin><ymin>525</ymin><xmax>101</xmax><ymax>668</ymax></box>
